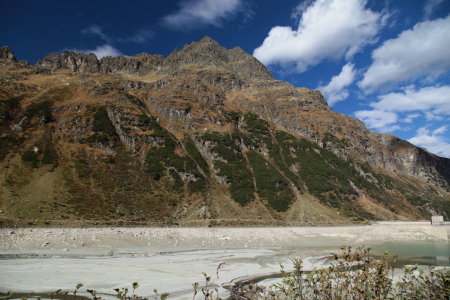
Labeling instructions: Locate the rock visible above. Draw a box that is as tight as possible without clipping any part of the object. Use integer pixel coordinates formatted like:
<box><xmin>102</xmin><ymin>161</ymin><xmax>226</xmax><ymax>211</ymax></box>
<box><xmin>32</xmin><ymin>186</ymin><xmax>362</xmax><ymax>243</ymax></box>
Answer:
<box><xmin>11</xmin><ymin>124</ymin><xmax>22</xmax><ymax>132</ymax></box>
<box><xmin>32</xmin><ymin>36</ymin><xmax>273</xmax><ymax>90</ymax></box>
<box><xmin>100</xmin><ymin>54</ymin><xmax>164</xmax><ymax>75</ymax></box>
<box><xmin>36</xmin><ymin>50</ymin><xmax>164</xmax><ymax>75</ymax></box>
<box><xmin>36</xmin><ymin>51</ymin><xmax>99</xmax><ymax>73</ymax></box>
<box><xmin>0</xmin><ymin>46</ymin><xmax>17</xmax><ymax>62</ymax></box>
<box><xmin>227</xmin><ymin>46</ymin><xmax>274</xmax><ymax>80</ymax></box>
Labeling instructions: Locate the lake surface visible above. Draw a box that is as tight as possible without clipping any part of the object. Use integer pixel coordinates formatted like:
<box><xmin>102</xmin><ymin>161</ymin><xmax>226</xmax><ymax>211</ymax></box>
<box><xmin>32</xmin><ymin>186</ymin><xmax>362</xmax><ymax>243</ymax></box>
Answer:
<box><xmin>371</xmin><ymin>240</ymin><xmax>450</xmax><ymax>267</ymax></box>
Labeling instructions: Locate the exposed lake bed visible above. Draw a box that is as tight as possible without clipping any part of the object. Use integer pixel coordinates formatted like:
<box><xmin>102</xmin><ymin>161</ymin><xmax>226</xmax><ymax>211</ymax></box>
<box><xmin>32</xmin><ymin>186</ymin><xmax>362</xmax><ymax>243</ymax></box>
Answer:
<box><xmin>1</xmin><ymin>225</ymin><xmax>449</xmax><ymax>299</ymax></box>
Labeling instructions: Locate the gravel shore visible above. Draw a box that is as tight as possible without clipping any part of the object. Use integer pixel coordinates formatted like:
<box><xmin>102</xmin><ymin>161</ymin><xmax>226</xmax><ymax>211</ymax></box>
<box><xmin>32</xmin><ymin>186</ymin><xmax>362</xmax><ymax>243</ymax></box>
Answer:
<box><xmin>1</xmin><ymin>224</ymin><xmax>448</xmax><ymax>255</ymax></box>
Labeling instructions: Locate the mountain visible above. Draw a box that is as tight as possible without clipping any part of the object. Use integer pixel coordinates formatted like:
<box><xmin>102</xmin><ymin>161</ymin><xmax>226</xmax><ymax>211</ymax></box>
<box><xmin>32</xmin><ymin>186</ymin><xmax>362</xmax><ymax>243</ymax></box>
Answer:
<box><xmin>0</xmin><ymin>38</ymin><xmax>449</xmax><ymax>227</ymax></box>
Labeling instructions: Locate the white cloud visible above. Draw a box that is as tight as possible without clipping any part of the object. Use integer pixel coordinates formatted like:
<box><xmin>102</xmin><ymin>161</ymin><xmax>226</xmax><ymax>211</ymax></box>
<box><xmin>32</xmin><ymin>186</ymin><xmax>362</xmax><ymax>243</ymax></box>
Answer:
<box><xmin>67</xmin><ymin>44</ymin><xmax>122</xmax><ymax>59</ymax></box>
<box><xmin>403</xmin><ymin>113</ymin><xmax>420</xmax><ymax>123</ymax></box>
<box><xmin>91</xmin><ymin>45</ymin><xmax>122</xmax><ymax>58</ymax></box>
<box><xmin>424</xmin><ymin>0</ymin><xmax>445</xmax><ymax>19</ymax></box>
<box><xmin>433</xmin><ymin>125</ymin><xmax>448</xmax><ymax>135</ymax></box>
<box><xmin>317</xmin><ymin>63</ymin><xmax>356</xmax><ymax>106</ymax></box>
<box><xmin>82</xmin><ymin>25</ymin><xmax>111</xmax><ymax>43</ymax></box>
<box><xmin>408</xmin><ymin>126</ymin><xmax>450</xmax><ymax>158</ymax></box>
<box><xmin>82</xmin><ymin>24</ymin><xmax>154</xmax><ymax>45</ymax></box>
<box><xmin>253</xmin><ymin>0</ymin><xmax>383</xmax><ymax>73</ymax></box>
<box><xmin>354</xmin><ymin>109</ymin><xmax>400</xmax><ymax>132</ymax></box>
<box><xmin>355</xmin><ymin>84</ymin><xmax>450</xmax><ymax>131</ymax></box>
<box><xmin>162</xmin><ymin>0</ymin><xmax>247</xmax><ymax>30</ymax></box>
<box><xmin>359</xmin><ymin>15</ymin><xmax>450</xmax><ymax>91</ymax></box>
<box><xmin>424</xmin><ymin>111</ymin><xmax>444</xmax><ymax>121</ymax></box>
<box><xmin>371</xmin><ymin>85</ymin><xmax>450</xmax><ymax>114</ymax></box>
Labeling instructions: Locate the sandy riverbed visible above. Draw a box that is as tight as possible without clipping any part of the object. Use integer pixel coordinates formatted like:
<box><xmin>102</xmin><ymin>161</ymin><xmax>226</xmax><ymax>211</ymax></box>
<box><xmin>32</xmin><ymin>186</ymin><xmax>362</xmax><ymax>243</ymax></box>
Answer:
<box><xmin>0</xmin><ymin>225</ymin><xmax>449</xmax><ymax>299</ymax></box>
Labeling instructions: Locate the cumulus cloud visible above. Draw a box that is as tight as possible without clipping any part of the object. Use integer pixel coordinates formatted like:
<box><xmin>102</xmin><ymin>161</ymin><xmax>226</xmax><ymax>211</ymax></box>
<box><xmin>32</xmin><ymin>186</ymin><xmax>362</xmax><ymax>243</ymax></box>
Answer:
<box><xmin>317</xmin><ymin>63</ymin><xmax>356</xmax><ymax>106</ymax></box>
<box><xmin>371</xmin><ymin>85</ymin><xmax>450</xmax><ymax>114</ymax></box>
<box><xmin>424</xmin><ymin>0</ymin><xmax>445</xmax><ymax>19</ymax></box>
<box><xmin>253</xmin><ymin>0</ymin><xmax>382</xmax><ymax>73</ymax></box>
<box><xmin>408</xmin><ymin>126</ymin><xmax>450</xmax><ymax>158</ymax></box>
<box><xmin>162</xmin><ymin>0</ymin><xmax>248</xmax><ymax>30</ymax></box>
<box><xmin>355</xmin><ymin>84</ymin><xmax>450</xmax><ymax>145</ymax></box>
<box><xmin>67</xmin><ymin>44</ymin><xmax>122</xmax><ymax>59</ymax></box>
<box><xmin>359</xmin><ymin>15</ymin><xmax>450</xmax><ymax>91</ymax></box>
<box><xmin>90</xmin><ymin>44</ymin><xmax>122</xmax><ymax>58</ymax></box>
<box><xmin>354</xmin><ymin>110</ymin><xmax>400</xmax><ymax>132</ymax></box>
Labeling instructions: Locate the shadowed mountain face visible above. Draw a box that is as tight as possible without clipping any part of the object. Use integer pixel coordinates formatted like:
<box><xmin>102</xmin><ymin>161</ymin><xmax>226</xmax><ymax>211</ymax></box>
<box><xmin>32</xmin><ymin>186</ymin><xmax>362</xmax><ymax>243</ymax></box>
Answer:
<box><xmin>0</xmin><ymin>38</ymin><xmax>449</xmax><ymax>227</ymax></box>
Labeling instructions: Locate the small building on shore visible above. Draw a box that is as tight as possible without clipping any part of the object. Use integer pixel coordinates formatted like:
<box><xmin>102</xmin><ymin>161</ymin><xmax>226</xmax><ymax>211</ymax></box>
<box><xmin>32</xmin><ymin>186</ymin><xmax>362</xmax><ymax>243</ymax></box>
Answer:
<box><xmin>431</xmin><ymin>215</ymin><xmax>444</xmax><ymax>225</ymax></box>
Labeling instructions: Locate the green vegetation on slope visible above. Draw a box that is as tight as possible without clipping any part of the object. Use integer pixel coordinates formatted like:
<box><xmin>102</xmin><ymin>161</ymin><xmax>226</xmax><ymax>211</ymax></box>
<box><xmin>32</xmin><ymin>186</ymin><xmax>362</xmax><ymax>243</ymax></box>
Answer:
<box><xmin>144</xmin><ymin>118</ymin><xmax>207</xmax><ymax>194</ymax></box>
<box><xmin>201</xmin><ymin>131</ymin><xmax>255</xmax><ymax>205</ymax></box>
<box><xmin>247</xmin><ymin>151</ymin><xmax>294</xmax><ymax>212</ymax></box>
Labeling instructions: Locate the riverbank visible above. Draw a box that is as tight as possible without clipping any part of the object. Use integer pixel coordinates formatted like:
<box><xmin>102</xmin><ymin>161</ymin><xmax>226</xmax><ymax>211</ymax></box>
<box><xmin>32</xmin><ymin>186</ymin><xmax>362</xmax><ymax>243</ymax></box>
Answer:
<box><xmin>1</xmin><ymin>225</ymin><xmax>449</xmax><ymax>299</ymax></box>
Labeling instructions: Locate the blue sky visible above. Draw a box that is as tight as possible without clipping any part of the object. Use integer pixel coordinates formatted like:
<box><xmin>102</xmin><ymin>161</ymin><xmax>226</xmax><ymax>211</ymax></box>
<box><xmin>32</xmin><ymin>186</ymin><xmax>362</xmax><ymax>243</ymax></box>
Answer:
<box><xmin>1</xmin><ymin>0</ymin><xmax>450</xmax><ymax>158</ymax></box>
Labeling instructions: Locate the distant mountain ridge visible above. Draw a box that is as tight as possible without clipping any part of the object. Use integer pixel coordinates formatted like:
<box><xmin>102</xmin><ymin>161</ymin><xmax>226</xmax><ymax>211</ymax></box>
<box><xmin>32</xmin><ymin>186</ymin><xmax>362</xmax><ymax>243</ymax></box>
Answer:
<box><xmin>0</xmin><ymin>37</ymin><xmax>449</xmax><ymax>227</ymax></box>
<box><xmin>34</xmin><ymin>37</ymin><xmax>273</xmax><ymax>81</ymax></box>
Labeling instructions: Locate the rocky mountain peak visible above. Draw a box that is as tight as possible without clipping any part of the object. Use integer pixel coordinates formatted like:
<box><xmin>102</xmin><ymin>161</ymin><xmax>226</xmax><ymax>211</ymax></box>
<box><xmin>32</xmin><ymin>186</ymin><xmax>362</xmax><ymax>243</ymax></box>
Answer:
<box><xmin>29</xmin><ymin>37</ymin><xmax>274</xmax><ymax>81</ymax></box>
<box><xmin>35</xmin><ymin>49</ymin><xmax>164</xmax><ymax>75</ymax></box>
<box><xmin>227</xmin><ymin>46</ymin><xmax>274</xmax><ymax>80</ymax></box>
<box><xmin>36</xmin><ymin>51</ymin><xmax>99</xmax><ymax>72</ymax></box>
<box><xmin>198</xmin><ymin>35</ymin><xmax>217</xmax><ymax>44</ymax></box>
<box><xmin>132</xmin><ymin>52</ymin><xmax>164</xmax><ymax>64</ymax></box>
<box><xmin>159</xmin><ymin>36</ymin><xmax>230</xmax><ymax>74</ymax></box>
<box><xmin>159</xmin><ymin>37</ymin><xmax>274</xmax><ymax>80</ymax></box>
<box><xmin>0</xmin><ymin>46</ymin><xmax>17</xmax><ymax>62</ymax></box>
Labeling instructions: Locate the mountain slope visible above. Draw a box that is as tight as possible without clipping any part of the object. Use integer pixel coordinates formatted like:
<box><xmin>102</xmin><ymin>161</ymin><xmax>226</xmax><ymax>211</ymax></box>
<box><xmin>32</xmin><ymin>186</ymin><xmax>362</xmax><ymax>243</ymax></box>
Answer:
<box><xmin>0</xmin><ymin>38</ymin><xmax>449</xmax><ymax>227</ymax></box>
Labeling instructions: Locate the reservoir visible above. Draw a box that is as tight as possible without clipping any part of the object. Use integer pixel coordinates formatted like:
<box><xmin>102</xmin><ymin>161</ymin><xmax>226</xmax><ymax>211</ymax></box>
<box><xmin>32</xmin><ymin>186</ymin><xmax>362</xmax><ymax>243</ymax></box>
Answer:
<box><xmin>1</xmin><ymin>225</ymin><xmax>449</xmax><ymax>299</ymax></box>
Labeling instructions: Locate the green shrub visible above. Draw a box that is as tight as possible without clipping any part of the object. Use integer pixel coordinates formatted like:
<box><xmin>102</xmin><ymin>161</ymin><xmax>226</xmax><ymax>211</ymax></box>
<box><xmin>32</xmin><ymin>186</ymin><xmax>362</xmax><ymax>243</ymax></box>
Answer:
<box><xmin>25</xmin><ymin>100</ymin><xmax>53</xmax><ymax>122</ymax></box>
<box><xmin>201</xmin><ymin>132</ymin><xmax>255</xmax><ymax>205</ymax></box>
<box><xmin>0</xmin><ymin>96</ymin><xmax>23</xmax><ymax>122</ymax></box>
<box><xmin>137</xmin><ymin>114</ymin><xmax>151</xmax><ymax>126</ymax></box>
<box><xmin>184</xmin><ymin>139</ymin><xmax>210</xmax><ymax>175</ymax></box>
<box><xmin>223</xmin><ymin>110</ymin><xmax>240</xmax><ymax>124</ymax></box>
<box><xmin>0</xmin><ymin>135</ymin><xmax>25</xmax><ymax>161</ymax></box>
<box><xmin>144</xmin><ymin>119</ymin><xmax>207</xmax><ymax>194</ymax></box>
<box><xmin>21</xmin><ymin>150</ymin><xmax>37</xmax><ymax>162</ymax></box>
<box><xmin>247</xmin><ymin>151</ymin><xmax>294</xmax><ymax>212</ymax></box>
<box><xmin>21</xmin><ymin>149</ymin><xmax>39</xmax><ymax>168</ymax></box>
<box><xmin>243</xmin><ymin>112</ymin><xmax>270</xmax><ymax>136</ymax></box>
<box><xmin>92</xmin><ymin>106</ymin><xmax>117</xmax><ymax>136</ymax></box>
<box><xmin>188</xmin><ymin>177</ymin><xmax>207</xmax><ymax>194</ymax></box>
<box><xmin>41</xmin><ymin>146</ymin><xmax>54</xmax><ymax>164</ymax></box>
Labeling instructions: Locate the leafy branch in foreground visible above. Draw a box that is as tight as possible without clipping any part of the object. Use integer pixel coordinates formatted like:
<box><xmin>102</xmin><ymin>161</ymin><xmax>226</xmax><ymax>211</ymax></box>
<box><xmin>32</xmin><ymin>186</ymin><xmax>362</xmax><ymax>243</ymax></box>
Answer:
<box><xmin>235</xmin><ymin>246</ymin><xmax>450</xmax><ymax>300</ymax></box>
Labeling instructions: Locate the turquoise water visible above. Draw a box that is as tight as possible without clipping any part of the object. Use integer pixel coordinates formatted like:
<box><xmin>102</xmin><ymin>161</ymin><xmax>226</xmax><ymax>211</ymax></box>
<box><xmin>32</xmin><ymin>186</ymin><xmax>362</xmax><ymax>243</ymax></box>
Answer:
<box><xmin>370</xmin><ymin>241</ymin><xmax>450</xmax><ymax>267</ymax></box>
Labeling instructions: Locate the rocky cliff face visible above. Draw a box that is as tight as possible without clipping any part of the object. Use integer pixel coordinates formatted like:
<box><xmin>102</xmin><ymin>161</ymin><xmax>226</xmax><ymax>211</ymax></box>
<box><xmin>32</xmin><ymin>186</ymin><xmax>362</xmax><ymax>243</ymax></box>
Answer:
<box><xmin>0</xmin><ymin>46</ymin><xmax>17</xmax><ymax>62</ymax></box>
<box><xmin>36</xmin><ymin>50</ymin><xmax>164</xmax><ymax>75</ymax></box>
<box><xmin>0</xmin><ymin>37</ymin><xmax>449</xmax><ymax>227</ymax></box>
